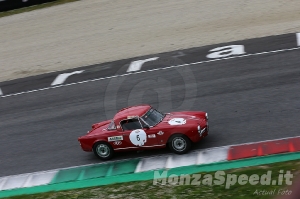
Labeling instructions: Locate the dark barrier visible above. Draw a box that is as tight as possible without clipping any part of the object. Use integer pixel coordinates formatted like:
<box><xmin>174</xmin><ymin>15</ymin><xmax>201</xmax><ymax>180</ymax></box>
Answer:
<box><xmin>0</xmin><ymin>0</ymin><xmax>57</xmax><ymax>12</ymax></box>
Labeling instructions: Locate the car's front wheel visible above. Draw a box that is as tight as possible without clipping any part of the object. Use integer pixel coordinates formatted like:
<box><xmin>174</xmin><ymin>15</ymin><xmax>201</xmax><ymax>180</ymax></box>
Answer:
<box><xmin>93</xmin><ymin>142</ymin><xmax>114</xmax><ymax>160</ymax></box>
<box><xmin>168</xmin><ymin>134</ymin><xmax>191</xmax><ymax>154</ymax></box>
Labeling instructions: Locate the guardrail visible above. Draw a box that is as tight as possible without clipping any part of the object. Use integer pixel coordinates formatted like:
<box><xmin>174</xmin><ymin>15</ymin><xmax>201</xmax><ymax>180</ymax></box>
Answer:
<box><xmin>0</xmin><ymin>0</ymin><xmax>57</xmax><ymax>12</ymax></box>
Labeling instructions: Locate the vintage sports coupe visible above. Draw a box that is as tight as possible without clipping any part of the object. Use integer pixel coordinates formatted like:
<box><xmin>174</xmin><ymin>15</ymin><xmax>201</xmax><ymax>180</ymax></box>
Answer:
<box><xmin>78</xmin><ymin>104</ymin><xmax>209</xmax><ymax>160</ymax></box>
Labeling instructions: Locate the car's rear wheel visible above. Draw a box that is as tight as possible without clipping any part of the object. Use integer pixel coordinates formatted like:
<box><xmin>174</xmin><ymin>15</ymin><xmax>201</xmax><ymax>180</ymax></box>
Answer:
<box><xmin>93</xmin><ymin>142</ymin><xmax>114</xmax><ymax>160</ymax></box>
<box><xmin>168</xmin><ymin>134</ymin><xmax>191</xmax><ymax>154</ymax></box>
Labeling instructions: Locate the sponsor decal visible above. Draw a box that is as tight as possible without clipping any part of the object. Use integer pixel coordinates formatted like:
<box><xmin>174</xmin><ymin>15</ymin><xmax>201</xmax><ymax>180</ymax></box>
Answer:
<box><xmin>168</xmin><ymin>118</ymin><xmax>186</xmax><ymax>125</ymax></box>
<box><xmin>130</xmin><ymin>129</ymin><xmax>147</xmax><ymax>146</ymax></box>
<box><xmin>157</xmin><ymin>131</ymin><xmax>164</xmax><ymax>135</ymax></box>
<box><xmin>113</xmin><ymin>141</ymin><xmax>122</xmax><ymax>145</ymax></box>
<box><xmin>108</xmin><ymin>136</ymin><xmax>123</xmax><ymax>142</ymax></box>
<box><xmin>148</xmin><ymin>134</ymin><xmax>156</xmax><ymax>138</ymax></box>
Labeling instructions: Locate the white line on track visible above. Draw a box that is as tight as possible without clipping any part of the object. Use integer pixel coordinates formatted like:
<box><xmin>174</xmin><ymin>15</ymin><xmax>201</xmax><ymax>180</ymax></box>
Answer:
<box><xmin>1</xmin><ymin>46</ymin><xmax>300</xmax><ymax>99</ymax></box>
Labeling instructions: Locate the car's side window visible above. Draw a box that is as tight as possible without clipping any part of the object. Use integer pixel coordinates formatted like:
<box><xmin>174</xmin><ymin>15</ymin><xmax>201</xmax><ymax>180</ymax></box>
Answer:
<box><xmin>120</xmin><ymin>118</ymin><xmax>142</xmax><ymax>131</ymax></box>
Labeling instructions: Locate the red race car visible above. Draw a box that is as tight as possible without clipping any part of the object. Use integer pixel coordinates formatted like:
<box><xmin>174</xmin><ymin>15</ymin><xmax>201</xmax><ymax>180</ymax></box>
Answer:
<box><xmin>78</xmin><ymin>104</ymin><xmax>209</xmax><ymax>160</ymax></box>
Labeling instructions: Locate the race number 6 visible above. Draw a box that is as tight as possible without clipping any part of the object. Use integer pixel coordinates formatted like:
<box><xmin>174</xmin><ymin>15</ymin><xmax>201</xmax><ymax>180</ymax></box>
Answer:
<box><xmin>129</xmin><ymin>129</ymin><xmax>147</xmax><ymax>146</ymax></box>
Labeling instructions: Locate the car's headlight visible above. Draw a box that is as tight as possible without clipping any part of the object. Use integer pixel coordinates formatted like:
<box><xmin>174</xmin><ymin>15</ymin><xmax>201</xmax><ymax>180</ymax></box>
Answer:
<box><xmin>205</xmin><ymin>113</ymin><xmax>208</xmax><ymax>120</ymax></box>
<box><xmin>197</xmin><ymin>125</ymin><xmax>201</xmax><ymax>133</ymax></box>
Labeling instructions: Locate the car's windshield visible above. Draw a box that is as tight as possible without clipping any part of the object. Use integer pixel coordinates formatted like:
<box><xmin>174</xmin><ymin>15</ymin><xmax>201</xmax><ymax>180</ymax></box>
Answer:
<box><xmin>141</xmin><ymin>108</ymin><xmax>165</xmax><ymax>127</ymax></box>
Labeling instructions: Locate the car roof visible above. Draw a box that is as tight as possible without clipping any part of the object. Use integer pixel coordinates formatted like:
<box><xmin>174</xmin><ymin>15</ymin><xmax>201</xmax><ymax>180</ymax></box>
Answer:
<box><xmin>113</xmin><ymin>104</ymin><xmax>151</xmax><ymax>122</ymax></box>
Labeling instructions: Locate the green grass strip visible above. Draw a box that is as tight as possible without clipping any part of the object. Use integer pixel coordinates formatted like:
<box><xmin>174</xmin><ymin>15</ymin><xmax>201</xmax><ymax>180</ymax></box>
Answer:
<box><xmin>1</xmin><ymin>152</ymin><xmax>300</xmax><ymax>198</ymax></box>
<box><xmin>6</xmin><ymin>159</ymin><xmax>300</xmax><ymax>199</ymax></box>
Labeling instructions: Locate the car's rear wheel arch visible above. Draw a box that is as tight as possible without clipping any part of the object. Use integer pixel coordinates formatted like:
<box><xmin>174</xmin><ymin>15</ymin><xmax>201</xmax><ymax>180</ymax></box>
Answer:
<box><xmin>93</xmin><ymin>139</ymin><xmax>112</xmax><ymax>148</ymax></box>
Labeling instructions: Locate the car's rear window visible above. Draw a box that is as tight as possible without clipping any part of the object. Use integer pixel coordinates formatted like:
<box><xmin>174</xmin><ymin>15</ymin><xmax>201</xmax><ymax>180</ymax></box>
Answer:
<box><xmin>107</xmin><ymin>120</ymin><xmax>116</xmax><ymax>130</ymax></box>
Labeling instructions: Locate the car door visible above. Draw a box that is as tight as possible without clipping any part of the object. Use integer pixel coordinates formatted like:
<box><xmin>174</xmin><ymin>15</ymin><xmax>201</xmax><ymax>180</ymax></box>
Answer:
<box><xmin>120</xmin><ymin>118</ymin><xmax>158</xmax><ymax>149</ymax></box>
<box><xmin>143</xmin><ymin>125</ymin><xmax>167</xmax><ymax>146</ymax></box>
<box><xmin>142</xmin><ymin>126</ymin><xmax>161</xmax><ymax>147</ymax></box>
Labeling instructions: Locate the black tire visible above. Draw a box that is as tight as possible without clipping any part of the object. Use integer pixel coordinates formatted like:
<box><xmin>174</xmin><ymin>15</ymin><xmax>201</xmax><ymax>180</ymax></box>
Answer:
<box><xmin>93</xmin><ymin>141</ymin><xmax>114</xmax><ymax>160</ymax></box>
<box><xmin>168</xmin><ymin>134</ymin><xmax>192</xmax><ymax>154</ymax></box>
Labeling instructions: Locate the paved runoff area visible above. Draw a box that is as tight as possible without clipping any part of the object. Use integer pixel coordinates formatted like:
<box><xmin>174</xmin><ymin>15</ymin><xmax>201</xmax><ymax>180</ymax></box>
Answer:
<box><xmin>0</xmin><ymin>0</ymin><xmax>300</xmax><ymax>82</ymax></box>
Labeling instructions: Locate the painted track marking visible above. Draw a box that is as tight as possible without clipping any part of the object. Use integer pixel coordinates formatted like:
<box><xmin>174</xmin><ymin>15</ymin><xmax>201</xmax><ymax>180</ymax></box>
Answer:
<box><xmin>1</xmin><ymin>46</ymin><xmax>300</xmax><ymax>99</ymax></box>
<box><xmin>51</xmin><ymin>70</ymin><xmax>84</xmax><ymax>86</ymax></box>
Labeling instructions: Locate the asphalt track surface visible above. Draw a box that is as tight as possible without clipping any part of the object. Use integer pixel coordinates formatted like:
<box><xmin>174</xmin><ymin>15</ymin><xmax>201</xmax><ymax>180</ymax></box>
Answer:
<box><xmin>0</xmin><ymin>47</ymin><xmax>300</xmax><ymax>177</ymax></box>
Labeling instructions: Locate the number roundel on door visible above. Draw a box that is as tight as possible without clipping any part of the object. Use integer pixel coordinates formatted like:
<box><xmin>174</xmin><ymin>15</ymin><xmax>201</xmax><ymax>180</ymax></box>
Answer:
<box><xmin>129</xmin><ymin>129</ymin><xmax>147</xmax><ymax>146</ymax></box>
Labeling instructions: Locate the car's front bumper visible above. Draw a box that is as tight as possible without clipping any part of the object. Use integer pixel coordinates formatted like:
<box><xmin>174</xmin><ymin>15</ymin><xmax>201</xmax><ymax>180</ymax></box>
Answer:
<box><xmin>198</xmin><ymin>120</ymin><xmax>209</xmax><ymax>136</ymax></box>
<box><xmin>189</xmin><ymin>122</ymin><xmax>209</xmax><ymax>143</ymax></box>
